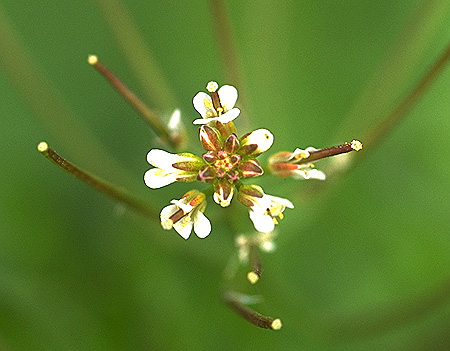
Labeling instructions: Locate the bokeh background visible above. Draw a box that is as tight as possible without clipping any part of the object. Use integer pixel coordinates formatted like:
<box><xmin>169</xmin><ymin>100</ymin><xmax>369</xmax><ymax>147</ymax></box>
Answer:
<box><xmin>1</xmin><ymin>0</ymin><xmax>450</xmax><ymax>350</ymax></box>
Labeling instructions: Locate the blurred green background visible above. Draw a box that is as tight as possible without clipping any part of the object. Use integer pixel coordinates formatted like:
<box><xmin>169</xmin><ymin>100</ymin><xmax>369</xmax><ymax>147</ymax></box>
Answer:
<box><xmin>1</xmin><ymin>0</ymin><xmax>450</xmax><ymax>350</ymax></box>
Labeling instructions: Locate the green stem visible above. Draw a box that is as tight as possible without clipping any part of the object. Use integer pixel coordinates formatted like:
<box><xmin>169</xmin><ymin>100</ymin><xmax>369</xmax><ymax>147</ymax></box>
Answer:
<box><xmin>88</xmin><ymin>55</ymin><xmax>178</xmax><ymax>150</ymax></box>
<box><xmin>37</xmin><ymin>141</ymin><xmax>158</xmax><ymax>219</ymax></box>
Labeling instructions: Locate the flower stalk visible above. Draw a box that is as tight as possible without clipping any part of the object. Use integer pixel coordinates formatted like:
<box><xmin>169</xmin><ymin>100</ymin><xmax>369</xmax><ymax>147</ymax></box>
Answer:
<box><xmin>88</xmin><ymin>55</ymin><xmax>178</xmax><ymax>150</ymax></box>
<box><xmin>37</xmin><ymin>141</ymin><xmax>157</xmax><ymax>219</ymax></box>
<box><xmin>224</xmin><ymin>291</ymin><xmax>282</xmax><ymax>330</ymax></box>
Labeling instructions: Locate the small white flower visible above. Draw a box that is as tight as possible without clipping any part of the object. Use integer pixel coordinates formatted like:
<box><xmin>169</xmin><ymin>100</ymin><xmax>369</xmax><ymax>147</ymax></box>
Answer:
<box><xmin>160</xmin><ymin>190</ymin><xmax>211</xmax><ymax>239</ymax></box>
<box><xmin>235</xmin><ymin>231</ymin><xmax>277</xmax><ymax>263</ymax></box>
<box><xmin>192</xmin><ymin>81</ymin><xmax>240</xmax><ymax>125</ymax></box>
<box><xmin>144</xmin><ymin>149</ymin><xmax>202</xmax><ymax>189</ymax></box>
<box><xmin>289</xmin><ymin>148</ymin><xmax>326</xmax><ymax>180</ymax></box>
<box><xmin>238</xmin><ymin>185</ymin><xmax>294</xmax><ymax>233</ymax></box>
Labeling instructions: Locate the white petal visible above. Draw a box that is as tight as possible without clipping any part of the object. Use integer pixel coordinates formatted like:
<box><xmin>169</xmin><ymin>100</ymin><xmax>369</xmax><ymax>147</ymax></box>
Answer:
<box><xmin>267</xmin><ymin>195</ymin><xmax>294</xmax><ymax>209</ymax></box>
<box><xmin>171</xmin><ymin>199</ymin><xmax>193</xmax><ymax>213</ymax></box>
<box><xmin>249</xmin><ymin>211</ymin><xmax>275</xmax><ymax>233</ymax></box>
<box><xmin>290</xmin><ymin>148</ymin><xmax>310</xmax><ymax>160</ymax></box>
<box><xmin>193</xmin><ymin>92</ymin><xmax>214</xmax><ymax>118</ymax></box>
<box><xmin>193</xmin><ymin>211</ymin><xmax>211</xmax><ymax>238</ymax></box>
<box><xmin>293</xmin><ymin>169</ymin><xmax>326</xmax><ymax>180</ymax></box>
<box><xmin>168</xmin><ymin>109</ymin><xmax>181</xmax><ymax>131</ymax></box>
<box><xmin>218</xmin><ymin>85</ymin><xmax>238</xmax><ymax>111</ymax></box>
<box><xmin>217</xmin><ymin>108</ymin><xmax>240</xmax><ymax>123</ymax></box>
<box><xmin>192</xmin><ymin>117</ymin><xmax>214</xmax><ymax>125</ymax></box>
<box><xmin>160</xmin><ymin>204</ymin><xmax>178</xmax><ymax>229</ymax></box>
<box><xmin>147</xmin><ymin>149</ymin><xmax>179</xmax><ymax>169</ymax></box>
<box><xmin>260</xmin><ymin>241</ymin><xmax>276</xmax><ymax>252</ymax></box>
<box><xmin>173</xmin><ymin>219</ymin><xmax>193</xmax><ymax>240</ymax></box>
<box><xmin>160</xmin><ymin>204</ymin><xmax>177</xmax><ymax>221</ymax></box>
<box><xmin>245</xmin><ymin>129</ymin><xmax>274</xmax><ymax>153</ymax></box>
<box><xmin>144</xmin><ymin>168</ymin><xmax>177</xmax><ymax>189</ymax></box>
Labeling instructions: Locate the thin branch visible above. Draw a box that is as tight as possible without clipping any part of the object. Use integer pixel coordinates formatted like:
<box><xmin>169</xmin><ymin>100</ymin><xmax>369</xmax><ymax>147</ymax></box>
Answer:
<box><xmin>224</xmin><ymin>291</ymin><xmax>282</xmax><ymax>330</ymax></box>
<box><xmin>37</xmin><ymin>141</ymin><xmax>158</xmax><ymax>219</ymax></box>
<box><xmin>363</xmin><ymin>42</ymin><xmax>450</xmax><ymax>150</ymax></box>
<box><xmin>94</xmin><ymin>0</ymin><xmax>178</xmax><ymax>110</ymax></box>
<box><xmin>88</xmin><ymin>55</ymin><xmax>178</xmax><ymax>150</ymax></box>
<box><xmin>208</xmin><ymin>0</ymin><xmax>251</xmax><ymax>130</ymax></box>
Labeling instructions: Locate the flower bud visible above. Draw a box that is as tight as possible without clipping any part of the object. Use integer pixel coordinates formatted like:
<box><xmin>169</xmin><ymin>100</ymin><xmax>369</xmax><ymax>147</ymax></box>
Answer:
<box><xmin>224</xmin><ymin>133</ymin><xmax>240</xmax><ymax>154</ymax></box>
<box><xmin>199</xmin><ymin>125</ymin><xmax>222</xmax><ymax>151</ymax></box>
<box><xmin>213</xmin><ymin>179</ymin><xmax>235</xmax><ymax>207</ymax></box>
<box><xmin>239</xmin><ymin>159</ymin><xmax>264</xmax><ymax>178</ymax></box>
<box><xmin>239</xmin><ymin>129</ymin><xmax>273</xmax><ymax>156</ymax></box>
<box><xmin>198</xmin><ymin>165</ymin><xmax>216</xmax><ymax>183</ymax></box>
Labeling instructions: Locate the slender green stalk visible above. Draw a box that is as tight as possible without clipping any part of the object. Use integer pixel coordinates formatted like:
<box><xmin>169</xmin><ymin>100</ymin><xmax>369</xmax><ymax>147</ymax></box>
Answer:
<box><xmin>94</xmin><ymin>0</ymin><xmax>177</xmax><ymax>110</ymax></box>
<box><xmin>323</xmin><ymin>277</ymin><xmax>450</xmax><ymax>341</ymax></box>
<box><xmin>334</xmin><ymin>0</ymin><xmax>450</xmax><ymax>143</ymax></box>
<box><xmin>362</xmin><ymin>42</ymin><xmax>450</xmax><ymax>150</ymax></box>
<box><xmin>208</xmin><ymin>0</ymin><xmax>251</xmax><ymax>130</ymax></box>
<box><xmin>37</xmin><ymin>141</ymin><xmax>158</xmax><ymax>219</ymax></box>
<box><xmin>88</xmin><ymin>55</ymin><xmax>178</xmax><ymax>150</ymax></box>
<box><xmin>0</xmin><ymin>7</ymin><xmax>134</xmax><ymax>186</ymax></box>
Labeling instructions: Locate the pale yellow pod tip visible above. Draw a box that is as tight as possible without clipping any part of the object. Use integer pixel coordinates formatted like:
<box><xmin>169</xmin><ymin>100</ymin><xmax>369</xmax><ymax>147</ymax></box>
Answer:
<box><xmin>88</xmin><ymin>55</ymin><xmax>98</xmax><ymax>65</ymax></box>
<box><xmin>247</xmin><ymin>271</ymin><xmax>259</xmax><ymax>284</ymax></box>
<box><xmin>271</xmin><ymin>318</ymin><xmax>282</xmax><ymax>330</ymax></box>
<box><xmin>37</xmin><ymin>141</ymin><xmax>49</xmax><ymax>153</ymax></box>
<box><xmin>351</xmin><ymin>140</ymin><xmax>363</xmax><ymax>151</ymax></box>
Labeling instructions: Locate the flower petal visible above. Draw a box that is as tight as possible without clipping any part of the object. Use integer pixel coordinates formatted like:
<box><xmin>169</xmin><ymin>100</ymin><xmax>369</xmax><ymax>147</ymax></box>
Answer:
<box><xmin>173</xmin><ymin>218</ymin><xmax>193</xmax><ymax>240</ymax></box>
<box><xmin>217</xmin><ymin>108</ymin><xmax>240</xmax><ymax>123</ymax></box>
<box><xmin>168</xmin><ymin>109</ymin><xmax>181</xmax><ymax>131</ymax></box>
<box><xmin>293</xmin><ymin>168</ymin><xmax>326</xmax><ymax>180</ymax></box>
<box><xmin>218</xmin><ymin>85</ymin><xmax>238</xmax><ymax>111</ymax></box>
<box><xmin>249</xmin><ymin>211</ymin><xmax>275</xmax><ymax>233</ymax></box>
<box><xmin>193</xmin><ymin>211</ymin><xmax>211</xmax><ymax>238</ymax></box>
<box><xmin>144</xmin><ymin>168</ymin><xmax>177</xmax><ymax>189</ymax></box>
<box><xmin>240</xmin><ymin>129</ymin><xmax>273</xmax><ymax>155</ymax></box>
<box><xmin>147</xmin><ymin>149</ymin><xmax>178</xmax><ymax>169</ymax></box>
<box><xmin>193</xmin><ymin>92</ymin><xmax>214</xmax><ymax>118</ymax></box>
<box><xmin>160</xmin><ymin>204</ymin><xmax>178</xmax><ymax>229</ymax></box>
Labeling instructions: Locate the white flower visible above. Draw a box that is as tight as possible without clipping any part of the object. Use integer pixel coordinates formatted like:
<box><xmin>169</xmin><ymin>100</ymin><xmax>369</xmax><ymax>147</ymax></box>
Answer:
<box><xmin>192</xmin><ymin>81</ymin><xmax>240</xmax><ymax>125</ymax></box>
<box><xmin>268</xmin><ymin>147</ymin><xmax>326</xmax><ymax>180</ymax></box>
<box><xmin>160</xmin><ymin>190</ymin><xmax>211</xmax><ymax>239</ymax></box>
<box><xmin>238</xmin><ymin>185</ymin><xmax>294</xmax><ymax>233</ymax></box>
<box><xmin>235</xmin><ymin>231</ymin><xmax>277</xmax><ymax>263</ymax></box>
<box><xmin>144</xmin><ymin>149</ymin><xmax>203</xmax><ymax>189</ymax></box>
<box><xmin>239</xmin><ymin>129</ymin><xmax>274</xmax><ymax>155</ymax></box>
<box><xmin>289</xmin><ymin>148</ymin><xmax>326</xmax><ymax>180</ymax></box>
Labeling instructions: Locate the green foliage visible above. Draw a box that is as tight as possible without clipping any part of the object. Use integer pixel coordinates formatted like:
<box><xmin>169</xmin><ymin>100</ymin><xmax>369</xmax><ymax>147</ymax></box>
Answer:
<box><xmin>1</xmin><ymin>0</ymin><xmax>450</xmax><ymax>349</ymax></box>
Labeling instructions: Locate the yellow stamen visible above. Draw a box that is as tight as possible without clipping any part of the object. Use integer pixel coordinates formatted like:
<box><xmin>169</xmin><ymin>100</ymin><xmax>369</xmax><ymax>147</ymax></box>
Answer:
<box><xmin>272</xmin><ymin>217</ymin><xmax>279</xmax><ymax>225</ymax></box>
<box><xmin>278</xmin><ymin>213</ymin><xmax>284</xmax><ymax>220</ymax></box>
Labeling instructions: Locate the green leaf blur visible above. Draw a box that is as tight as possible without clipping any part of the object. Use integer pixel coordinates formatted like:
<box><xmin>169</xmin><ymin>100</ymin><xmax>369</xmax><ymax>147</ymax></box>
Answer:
<box><xmin>1</xmin><ymin>0</ymin><xmax>450</xmax><ymax>350</ymax></box>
